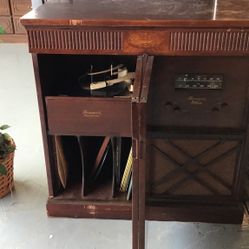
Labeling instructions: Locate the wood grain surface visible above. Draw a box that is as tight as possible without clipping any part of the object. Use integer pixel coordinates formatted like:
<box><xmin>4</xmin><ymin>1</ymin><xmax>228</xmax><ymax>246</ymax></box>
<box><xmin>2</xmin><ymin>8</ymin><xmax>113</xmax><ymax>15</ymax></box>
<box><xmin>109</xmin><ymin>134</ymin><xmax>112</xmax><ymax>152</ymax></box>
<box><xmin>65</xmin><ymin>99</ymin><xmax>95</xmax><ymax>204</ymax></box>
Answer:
<box><xmin>21</xmin><ymin>0</ymin><xmax>249</xmax><ymax>27</ymax></box>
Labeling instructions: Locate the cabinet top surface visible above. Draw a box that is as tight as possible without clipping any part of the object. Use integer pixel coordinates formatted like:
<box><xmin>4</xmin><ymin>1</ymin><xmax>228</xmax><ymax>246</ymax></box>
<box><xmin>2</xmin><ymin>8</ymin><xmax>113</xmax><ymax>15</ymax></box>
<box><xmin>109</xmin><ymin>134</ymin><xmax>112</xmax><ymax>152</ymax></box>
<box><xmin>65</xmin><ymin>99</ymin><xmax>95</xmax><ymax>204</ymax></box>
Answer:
<box><xmin>21</xmin><ymin>0</ymin><xmax>249</xmax><ymax>27</ymax></box>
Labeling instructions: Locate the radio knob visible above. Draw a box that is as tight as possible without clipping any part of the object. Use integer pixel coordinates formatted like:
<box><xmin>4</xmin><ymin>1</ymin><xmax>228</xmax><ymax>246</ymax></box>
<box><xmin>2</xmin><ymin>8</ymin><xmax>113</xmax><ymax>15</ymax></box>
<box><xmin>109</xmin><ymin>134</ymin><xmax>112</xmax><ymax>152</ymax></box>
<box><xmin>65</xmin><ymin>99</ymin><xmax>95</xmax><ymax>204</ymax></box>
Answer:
<box><xmin>165</xmin><ymin>101</ymin><xmax>173</xmax><ymax>110</ymax></box>
<box><xmin>173</xmin><ymin>106</ymin><xmax>181</xmax><ymax>112</ymax></box>
<box><xmin>212</xmin><ymin>107</ymin><xmax>220</xmax><ymax>112</ymax></box>
<box><xmin>221</xmin><ymin>102</ymin><xmax>228</xmax><ymax>108</ymax></box>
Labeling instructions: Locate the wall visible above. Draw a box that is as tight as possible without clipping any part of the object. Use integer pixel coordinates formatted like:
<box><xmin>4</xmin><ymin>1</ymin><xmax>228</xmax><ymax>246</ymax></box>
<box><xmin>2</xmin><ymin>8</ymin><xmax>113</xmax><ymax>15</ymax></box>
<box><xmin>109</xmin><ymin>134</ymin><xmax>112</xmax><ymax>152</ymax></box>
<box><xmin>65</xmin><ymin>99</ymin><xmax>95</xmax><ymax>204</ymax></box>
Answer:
<box><xmin>32</xmin><ymin>0</ymin><xmax>43</xmax><ymax>9</ymax></box>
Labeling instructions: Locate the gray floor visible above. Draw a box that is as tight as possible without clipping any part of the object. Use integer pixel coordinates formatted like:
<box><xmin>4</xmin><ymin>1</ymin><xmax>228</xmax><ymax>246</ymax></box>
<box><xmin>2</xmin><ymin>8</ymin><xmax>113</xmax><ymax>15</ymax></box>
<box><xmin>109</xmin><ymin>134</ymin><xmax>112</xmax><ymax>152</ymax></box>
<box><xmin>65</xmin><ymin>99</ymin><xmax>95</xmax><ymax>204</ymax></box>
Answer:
<box><xmin>1</xmin><ymin>44</ymin><xmax>249</xmax><ymax>249</ymax></box>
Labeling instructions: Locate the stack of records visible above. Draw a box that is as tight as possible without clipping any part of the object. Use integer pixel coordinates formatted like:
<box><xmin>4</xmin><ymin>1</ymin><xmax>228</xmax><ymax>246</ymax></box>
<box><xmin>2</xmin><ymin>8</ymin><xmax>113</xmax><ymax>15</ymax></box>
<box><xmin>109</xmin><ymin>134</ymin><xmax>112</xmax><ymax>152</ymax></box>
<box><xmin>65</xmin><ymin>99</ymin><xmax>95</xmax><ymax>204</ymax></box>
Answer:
<box><xmin>120</xmin><ymin>148</ymin><xmax>132</xmax><ymax>200</ymax></box>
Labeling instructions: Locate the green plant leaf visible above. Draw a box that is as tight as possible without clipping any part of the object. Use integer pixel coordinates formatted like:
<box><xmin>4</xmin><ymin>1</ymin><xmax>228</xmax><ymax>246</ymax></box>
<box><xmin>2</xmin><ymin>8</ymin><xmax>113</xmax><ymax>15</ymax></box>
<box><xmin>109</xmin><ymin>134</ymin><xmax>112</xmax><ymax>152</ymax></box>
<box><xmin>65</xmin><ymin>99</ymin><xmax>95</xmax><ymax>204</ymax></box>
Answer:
<box><xmin>0</xmin><ymin>152</ymin><xmax>7</xmax><ymax>159</ymax></box>
<box><xmin>0</xmin><ymin>164</ymin><xmax>7</xmax><ymax>175</ymax></box>
<box><xmin>7</xmin><ymin>145</ymin><xmax>15</xmax><ymax>153</ymax></box>
<box><xmin>3</xmin><ymin>133</ymin><xmax>11</xmax><ymax>141</ymax></box>
<box><xmin>0</xmin><ymin>134</ymin><xmax>4</xmax><ymax>144</ymax></box>
<box><xmin>0</xmin><ymin>125</ymin><xmax>10</xmax><ymax>130</ymax></box>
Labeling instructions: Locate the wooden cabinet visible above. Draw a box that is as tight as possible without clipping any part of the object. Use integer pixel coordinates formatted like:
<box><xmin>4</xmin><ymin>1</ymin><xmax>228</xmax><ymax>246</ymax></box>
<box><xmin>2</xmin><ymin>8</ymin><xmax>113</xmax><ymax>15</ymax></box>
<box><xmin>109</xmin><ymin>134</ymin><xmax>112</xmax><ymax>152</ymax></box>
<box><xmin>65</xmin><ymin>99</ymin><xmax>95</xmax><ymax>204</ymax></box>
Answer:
<box><xmin>0</xmin><ymin>0</ymin><xmax>31</xmax><ymax>42</ymax></box>
<box><xmin>20</xmin><ymin>1</ymin><xmax>249</xmax><ymax>249</ymax></box>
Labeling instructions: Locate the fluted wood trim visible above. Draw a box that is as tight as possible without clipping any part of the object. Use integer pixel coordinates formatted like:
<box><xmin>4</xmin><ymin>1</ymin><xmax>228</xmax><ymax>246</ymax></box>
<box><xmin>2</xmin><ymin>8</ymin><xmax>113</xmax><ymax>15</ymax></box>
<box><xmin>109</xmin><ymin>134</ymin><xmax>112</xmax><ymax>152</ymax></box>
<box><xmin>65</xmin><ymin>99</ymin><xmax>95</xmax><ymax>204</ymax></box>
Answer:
<box><xmin>27</xmin><ymin>29</ymin><xmax>124</xmax><ymax>52</ymax></box>
<box><xmin>170</xmin><ymin>30</ymin><xmax>249</xmax><ymax>52</ymax></box>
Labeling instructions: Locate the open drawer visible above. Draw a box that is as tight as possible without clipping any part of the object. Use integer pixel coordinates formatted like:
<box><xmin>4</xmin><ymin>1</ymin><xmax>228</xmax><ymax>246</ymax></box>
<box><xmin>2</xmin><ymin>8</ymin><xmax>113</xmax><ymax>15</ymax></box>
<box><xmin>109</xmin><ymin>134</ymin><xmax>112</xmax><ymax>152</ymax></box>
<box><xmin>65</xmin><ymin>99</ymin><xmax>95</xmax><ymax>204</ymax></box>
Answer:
<box><xmin>46</xmin><ymin>96</ymin><xmax>131</xmax><ymax>136</ymax></box>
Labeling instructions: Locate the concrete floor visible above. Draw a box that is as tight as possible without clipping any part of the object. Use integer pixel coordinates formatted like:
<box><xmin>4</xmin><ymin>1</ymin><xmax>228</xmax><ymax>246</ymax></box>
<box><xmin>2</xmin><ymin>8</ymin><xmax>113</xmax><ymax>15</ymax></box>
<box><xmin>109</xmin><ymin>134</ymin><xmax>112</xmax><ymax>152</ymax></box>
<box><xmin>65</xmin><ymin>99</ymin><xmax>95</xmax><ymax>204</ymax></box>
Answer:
<box><xmin>1</xmin><ymin>44</ymin><xmax>249</xmax><ymax>249</ymax></box>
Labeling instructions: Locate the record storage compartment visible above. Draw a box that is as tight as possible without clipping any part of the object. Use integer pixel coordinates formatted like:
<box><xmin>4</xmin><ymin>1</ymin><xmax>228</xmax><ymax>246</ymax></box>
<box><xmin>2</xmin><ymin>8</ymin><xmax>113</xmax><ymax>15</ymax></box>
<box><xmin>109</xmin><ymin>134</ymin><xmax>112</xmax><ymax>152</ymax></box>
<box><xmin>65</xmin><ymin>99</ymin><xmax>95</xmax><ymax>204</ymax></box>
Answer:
<box><xmin>37</xmin><ymin>54</ymin><xmax>138</xmax><ymax>219</ymax></box>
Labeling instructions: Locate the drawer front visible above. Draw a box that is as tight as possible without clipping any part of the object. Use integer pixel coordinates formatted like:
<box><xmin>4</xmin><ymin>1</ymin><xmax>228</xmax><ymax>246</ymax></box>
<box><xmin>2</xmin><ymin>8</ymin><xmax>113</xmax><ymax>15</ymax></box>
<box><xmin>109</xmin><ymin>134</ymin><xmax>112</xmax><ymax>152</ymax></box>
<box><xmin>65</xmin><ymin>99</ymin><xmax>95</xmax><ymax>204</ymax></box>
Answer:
<box><xmin>11</xmin><ymin>0</ymin><xmax>31</xmax><ymax>15</ymax></box>
<box><xmin>46</xmin><ymin>97</ymin><xmax>131</xmax><ymax>136</ymax></box>
<box><xmin>0</xmin><ymin>17</ymin><xmax>13</xmax><ymax>34</ymax></box>
<box><xmin>0</xmin><ymin>0</ymin><xmax>10</xmax><ymax>15</ymax></box>
<box><xmin>13</xmin><ymin>17</ymin><xmax>26</xmax><ymax>34</ymax></box>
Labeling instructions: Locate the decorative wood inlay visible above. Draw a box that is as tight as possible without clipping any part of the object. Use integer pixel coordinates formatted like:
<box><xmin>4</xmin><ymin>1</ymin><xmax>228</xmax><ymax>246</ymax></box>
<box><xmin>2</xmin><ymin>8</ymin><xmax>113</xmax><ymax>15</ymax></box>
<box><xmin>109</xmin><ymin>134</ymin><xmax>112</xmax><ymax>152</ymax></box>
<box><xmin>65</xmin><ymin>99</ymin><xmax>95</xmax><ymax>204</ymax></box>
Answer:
<box><xmin>0</xmin><ymin>0</ymin><xmax>10</xmax><ymax>15</ymax></box>
<box><xmin>27</xmin><ymin>29</ymin><xmax>124</xmax><ymax>51</ymax></box>
<box><xmin>170</xmin><ymin>30</ymin><xmax>249</xmax><ymax>52</ymax></box>
<box><xmin>124</xmin><ymin>31</ymin><xmax>169</xmax><ymax>54</ymax></box>
<box><xmin>127</xmin><ymin>32</ymin><xmax>166</xmax><ymax>49</ymax></box>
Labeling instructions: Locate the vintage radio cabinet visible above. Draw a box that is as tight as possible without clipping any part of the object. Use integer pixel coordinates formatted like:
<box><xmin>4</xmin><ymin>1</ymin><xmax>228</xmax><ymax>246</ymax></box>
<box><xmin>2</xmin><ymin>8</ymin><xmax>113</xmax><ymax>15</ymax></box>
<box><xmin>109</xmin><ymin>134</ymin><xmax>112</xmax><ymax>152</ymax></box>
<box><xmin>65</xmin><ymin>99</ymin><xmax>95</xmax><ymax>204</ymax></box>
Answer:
<box><xmin>21</xmin><ymin>1</ymin><xmax>249</xmax><ymax>249</ymax></box>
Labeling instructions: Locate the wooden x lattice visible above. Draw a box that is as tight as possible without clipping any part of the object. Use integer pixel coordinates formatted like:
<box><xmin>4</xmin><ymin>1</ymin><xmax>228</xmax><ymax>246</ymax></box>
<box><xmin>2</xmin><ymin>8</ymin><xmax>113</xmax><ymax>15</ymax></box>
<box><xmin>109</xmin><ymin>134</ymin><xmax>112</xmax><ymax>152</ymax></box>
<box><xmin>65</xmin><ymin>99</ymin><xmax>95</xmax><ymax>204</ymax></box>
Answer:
<box><xmin>151</xmin><ymin>140</ymin><xmax>239</xmax><ymax>195</ymax></box>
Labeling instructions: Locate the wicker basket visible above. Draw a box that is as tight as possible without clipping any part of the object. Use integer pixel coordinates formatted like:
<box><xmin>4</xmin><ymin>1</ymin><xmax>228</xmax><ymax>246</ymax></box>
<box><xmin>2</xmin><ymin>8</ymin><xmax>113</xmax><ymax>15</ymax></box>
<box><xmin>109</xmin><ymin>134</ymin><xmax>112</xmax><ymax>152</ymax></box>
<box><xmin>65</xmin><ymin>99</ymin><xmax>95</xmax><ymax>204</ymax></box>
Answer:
<box><xmin>0</xmin><ymin>150</ymin><xmax>15</xmax><ymax>198</ymax></box>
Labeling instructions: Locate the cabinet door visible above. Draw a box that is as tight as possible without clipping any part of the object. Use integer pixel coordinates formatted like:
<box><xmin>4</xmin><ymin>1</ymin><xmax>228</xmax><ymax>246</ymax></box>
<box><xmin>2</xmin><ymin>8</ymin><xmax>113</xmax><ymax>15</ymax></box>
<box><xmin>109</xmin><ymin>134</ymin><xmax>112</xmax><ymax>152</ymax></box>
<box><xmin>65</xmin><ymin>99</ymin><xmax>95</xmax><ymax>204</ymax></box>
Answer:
<box><xmin>132</xmin><ymin>55</ymin><xmax>154</xmax><ymax>249</ymax></box>
<box><xmin>0</xmin><ymin>17</ymin><xmax>13</xmax><ymax>34</ymax></box>
<box><xmin>0</xmin><ymin>0</ymin><xmax>10</xmax><ymax>15</ymax></box>
<box><xmin>10</xmin><ymin>0</ymin><xmax>31</xmax><ymax>16</ymax></box>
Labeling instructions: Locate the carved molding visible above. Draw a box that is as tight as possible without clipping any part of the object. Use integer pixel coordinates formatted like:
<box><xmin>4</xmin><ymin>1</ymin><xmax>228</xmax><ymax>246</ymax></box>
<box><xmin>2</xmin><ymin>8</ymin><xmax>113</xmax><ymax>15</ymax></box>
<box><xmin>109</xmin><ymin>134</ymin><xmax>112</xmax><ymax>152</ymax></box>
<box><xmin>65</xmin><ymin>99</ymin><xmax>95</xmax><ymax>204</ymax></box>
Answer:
<box><xmin>27</xmin><ymin>29</ymin><xmax>124</xmax><ymax>52</ymax></box>
<box><xmin>170</xmin><ymin>30</ymin><xmax>249</xmax><ymax>52</ymax></box>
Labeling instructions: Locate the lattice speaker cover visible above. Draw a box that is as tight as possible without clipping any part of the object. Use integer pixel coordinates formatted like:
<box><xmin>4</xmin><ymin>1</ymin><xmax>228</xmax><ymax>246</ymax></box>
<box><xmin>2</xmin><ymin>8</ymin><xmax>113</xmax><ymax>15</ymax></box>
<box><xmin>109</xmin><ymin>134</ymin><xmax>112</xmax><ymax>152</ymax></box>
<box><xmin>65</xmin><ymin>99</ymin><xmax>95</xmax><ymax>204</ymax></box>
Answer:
<box><xmin>147</xmin><ymin>138</ymin><xmax>241</xmax><ymax>197</ymax></box>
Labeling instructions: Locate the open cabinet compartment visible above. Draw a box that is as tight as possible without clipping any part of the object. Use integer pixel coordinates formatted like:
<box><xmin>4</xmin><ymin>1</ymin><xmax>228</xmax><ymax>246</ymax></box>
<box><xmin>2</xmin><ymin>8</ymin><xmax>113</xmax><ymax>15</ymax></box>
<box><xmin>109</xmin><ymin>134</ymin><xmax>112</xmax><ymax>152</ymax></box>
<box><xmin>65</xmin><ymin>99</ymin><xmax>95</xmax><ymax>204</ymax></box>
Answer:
<box><xmin>51</xmin><ymin>135</ymin><xmax>131</xmax><ymax>200</ymax></box>
<box><xmin>37</xmin><ymin>54</ymin><xmax>139</xmax><ymax>218</ymax></box>
<box><xmin>38</xmin><ymin>54</ymin><xmax>137</xmax><ymax>97</ymax></box>
<box><xmin>47</xmin><ymin>135</ymin><xmax>133</xmax><ymax>219</ymax></box>
<box><xmin>37</xmin><ymin>54</ymin><xmax>139</xmax><ymax>136</ymax></box>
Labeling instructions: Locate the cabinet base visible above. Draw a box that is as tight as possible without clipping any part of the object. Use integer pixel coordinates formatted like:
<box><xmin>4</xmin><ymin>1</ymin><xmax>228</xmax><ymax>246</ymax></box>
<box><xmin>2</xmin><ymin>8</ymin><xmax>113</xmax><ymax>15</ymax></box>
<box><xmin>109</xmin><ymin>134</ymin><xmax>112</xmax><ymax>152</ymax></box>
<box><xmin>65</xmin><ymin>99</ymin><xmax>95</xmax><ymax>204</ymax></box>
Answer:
<box><xmin>47</xmin><ymin>199</ymin><xmax>132</xmax><ymax>219</ymax></box>
<box><xmin>146</xmin><ymin>203</ymin><xmax>244</xmax><ymax>224</ymax></box>
<box><xmin>47</xmin><ymin>199</ymin><xmax>244</xmax><ymax>224</ymax></box>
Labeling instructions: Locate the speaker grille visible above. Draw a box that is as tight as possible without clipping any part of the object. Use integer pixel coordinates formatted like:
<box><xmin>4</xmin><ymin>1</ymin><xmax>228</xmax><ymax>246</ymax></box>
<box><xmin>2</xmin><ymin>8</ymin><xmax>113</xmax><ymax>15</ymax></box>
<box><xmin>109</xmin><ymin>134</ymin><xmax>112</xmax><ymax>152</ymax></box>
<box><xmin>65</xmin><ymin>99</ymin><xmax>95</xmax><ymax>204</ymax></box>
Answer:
<box><xmin>148</xmin><ymin>138</ymin><xmax>240</xmax><ymax>197</ymax></box>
